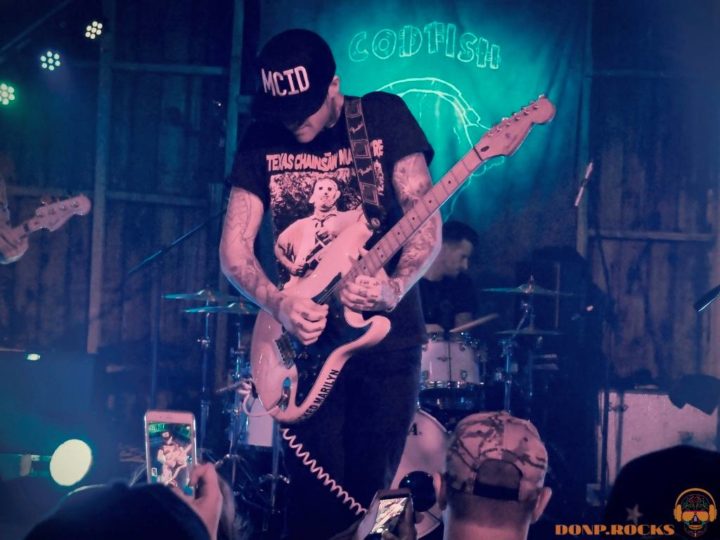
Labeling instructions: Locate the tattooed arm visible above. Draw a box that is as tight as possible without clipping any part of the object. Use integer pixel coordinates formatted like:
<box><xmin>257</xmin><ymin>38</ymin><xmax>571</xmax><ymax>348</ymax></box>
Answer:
<box><xmin>388</xmin><ymin>152</ymin><xmax>442</xmax><ymax>299</ymax></box>
<box><xmin>340</xmin><ymin>152</ymin><xmax>442</xmax><ymax>312</ymax></box>
<box><xmin>219</xmin><ymin>187</ymin><xmax>327</xmax><ymax>344</ymax></box>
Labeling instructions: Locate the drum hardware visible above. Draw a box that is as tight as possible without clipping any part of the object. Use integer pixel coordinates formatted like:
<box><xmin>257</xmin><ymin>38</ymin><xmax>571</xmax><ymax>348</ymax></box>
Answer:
<box><xmin>489</xmin><ymin>281</ymin><xmax>561</xmax><ymax>415</ymax></box>
<box><xmin>448</xmin><ymin>312</ymin><xmax>499</xmax><ymax>334</ymax></box>
<box><xmin>166</xmin><ymin>288</ymin><xmax>250</xmax><ymax>452</ymax></box>
<box><xmin>213</xmin><ymin>316</ymin><xmax>287</xmax><ymax>532</ymax></box>
<box><xmin>482</xmin><ymin>275</ymin><xmax>574</xmax><ymax>297</ymax></box>
<box><xmin>496</xmin><ymin>325</ymin><xmax>562</xmax><ymax>337</ymax></box>
<box><xmin>178</xmin><ymin>299</ymin><xmax>260</xmax><ymax>454</ymax></box>
<box><xmin>183</xmin><ymin>302</ymin><xmax>260</xmax><ymax>315</ymax></box>
<box><xmin>163</xmin><ymin>288</ymin><xmax>242</xmax><ymax>304</ymax></box>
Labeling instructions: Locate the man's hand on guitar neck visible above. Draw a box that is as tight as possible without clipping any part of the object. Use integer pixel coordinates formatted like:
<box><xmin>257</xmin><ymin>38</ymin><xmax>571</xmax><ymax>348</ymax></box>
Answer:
<box><xmin>0</xmin><ymin>223</ymin><xmax>28</xmax><ymax>265</ymax></box>
<box><xmin>339</xmin><ymin>275</ymin><xmax>402</xmax><ymax>313</ymax></box>
<box><xmin>275</xmin><ymin>293</ymin><xmax>329</xmax><ymax>345</ymax></box>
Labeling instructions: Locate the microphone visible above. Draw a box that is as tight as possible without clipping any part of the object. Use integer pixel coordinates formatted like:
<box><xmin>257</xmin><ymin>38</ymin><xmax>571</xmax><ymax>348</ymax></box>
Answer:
<box><xmin>694</xmin><ymin>283</ymin><xmax>720</xmax><ymax>312</ymax></box>
<box><xmin>573</xmin><ymin>161</ymin><xmax>594</xmax><ymax>208</ymax></box>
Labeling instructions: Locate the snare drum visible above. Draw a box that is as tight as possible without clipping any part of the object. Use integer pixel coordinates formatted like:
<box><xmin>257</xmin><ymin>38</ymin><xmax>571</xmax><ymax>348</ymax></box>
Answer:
<box><xmin>392</xmin><ymin>409</ymin><xmax>449</xmax><ymax>538</ymax></box>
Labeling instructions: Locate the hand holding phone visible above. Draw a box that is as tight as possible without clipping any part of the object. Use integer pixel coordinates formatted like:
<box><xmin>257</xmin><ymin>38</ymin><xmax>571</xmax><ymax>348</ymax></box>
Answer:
<box><xmin>144</xmin><ymin>410</ymin><xmax>197</xmax><ymax>496</ymax></box>
<box><xmin>355</xmin><ymin>488</ymin><xmax>416</xmax><ymax>540</ymax></box>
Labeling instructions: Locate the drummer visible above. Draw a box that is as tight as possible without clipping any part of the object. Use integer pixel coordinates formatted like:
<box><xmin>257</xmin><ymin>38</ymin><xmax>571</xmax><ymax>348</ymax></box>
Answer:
<box><xmin>419</xmin><ymin>220</ymin><xmax>479</xmax><ymax>335</ymax></box>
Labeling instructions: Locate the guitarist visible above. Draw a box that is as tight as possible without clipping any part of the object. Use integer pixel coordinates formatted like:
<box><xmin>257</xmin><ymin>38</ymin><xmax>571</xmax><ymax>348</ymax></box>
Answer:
<box><xmin>219</xmin><ymin>29</ymin><xmax>441</xmax><ymax>539</ymax></box>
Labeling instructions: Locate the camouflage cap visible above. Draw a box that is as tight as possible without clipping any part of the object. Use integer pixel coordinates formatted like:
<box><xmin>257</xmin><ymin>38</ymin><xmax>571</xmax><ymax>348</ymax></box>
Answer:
<box><xmin>446</xmin><ymin>411</ymin><xmax>548</xmax><ymax>501</ymax></box>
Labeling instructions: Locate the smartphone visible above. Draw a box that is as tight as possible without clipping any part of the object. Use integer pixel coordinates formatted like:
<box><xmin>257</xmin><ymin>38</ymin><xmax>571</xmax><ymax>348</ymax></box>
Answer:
<box><xmin>360</xmin><ymin>488</ymin><xmax>412</xmax><ymax>540</ymax></box>
<box><xmin>144</xmin><ymin>410</ymin><xmax>197</xmax><ymax>496</ymax></box>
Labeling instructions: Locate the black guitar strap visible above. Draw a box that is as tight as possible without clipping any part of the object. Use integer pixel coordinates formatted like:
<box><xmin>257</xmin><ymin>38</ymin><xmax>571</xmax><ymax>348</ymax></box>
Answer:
<box><xmin>344</xmin><ymin>97</ymin><xmax>385</xmax><ymax>231</ymax></box>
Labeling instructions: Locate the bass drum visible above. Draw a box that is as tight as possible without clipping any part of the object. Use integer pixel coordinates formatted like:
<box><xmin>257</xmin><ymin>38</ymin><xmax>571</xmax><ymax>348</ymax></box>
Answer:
<box><xmin>391</xmin><ymin>409</ymin><xmax>449</xmax><ymax>538</ymax></box>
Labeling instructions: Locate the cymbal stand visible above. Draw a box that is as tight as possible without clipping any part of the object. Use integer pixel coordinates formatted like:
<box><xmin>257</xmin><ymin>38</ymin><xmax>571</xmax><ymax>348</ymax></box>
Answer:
<box><xmin>223</xmin><ymin>321</ymin><xmax>250</xmax><ymax>486</ymax></box>
<box><xmin>259</xmin><ymin>422</ymin><xmax>288</xmax><ymax>533</ymax></box>
<box><xmin>499</xmin><ymin>338</ymin><xmax>516</xmax><ymax>412</ymax></box>
<box><xmin>198</xmin><ymin>300</ymin><xmax>213</xmax><ymax>455</ymax></box>
<box><xmin>498</xmin><ymin>295</ymin><xmax>534</xmax><ymax>413</ymax></box>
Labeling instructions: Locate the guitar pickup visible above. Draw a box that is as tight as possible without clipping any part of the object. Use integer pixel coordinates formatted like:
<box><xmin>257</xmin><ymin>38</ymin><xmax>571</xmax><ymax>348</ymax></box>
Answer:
<box><xmin>275</xmin><ymin>332</ymin><xmax>303</xmax><ymax>368</ymax></box>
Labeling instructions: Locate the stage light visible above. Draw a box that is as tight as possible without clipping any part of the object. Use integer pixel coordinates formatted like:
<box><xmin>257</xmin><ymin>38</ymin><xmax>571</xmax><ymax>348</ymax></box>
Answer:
<box><xmin>49</xmin><ymin>439</ymin><xmax>93</xmax><ymax>486</ymax></box>
<box><xmin>26</xmin><ymin>352</ymin><xmax>42</xmax><ymax>361</ymax></box>
<box><xmin>85</xmin><ymin>21</ymin><xmax>103</xmax><ymax>40</ymax></box>
<box><xmin>0</xmin><ymin>83</ymin><xmax>15</xmax><ymax>106</ymax></box>
<box><xmin>40</xmin><ymin>50</ymin><xmax>62</xmax><ymax>71</ymax></box>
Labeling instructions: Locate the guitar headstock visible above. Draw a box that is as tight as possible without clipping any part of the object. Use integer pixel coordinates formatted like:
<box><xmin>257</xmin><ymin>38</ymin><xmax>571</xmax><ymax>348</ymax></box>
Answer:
<box><xmin>474</xmin><ymin>96</ymin><xmax>556</xmax><ymax>160</ymax></box>
<box><xmin>32</xmin><ymin>194</ymin><xmax>92</xmax><ymax>231</ymax></box>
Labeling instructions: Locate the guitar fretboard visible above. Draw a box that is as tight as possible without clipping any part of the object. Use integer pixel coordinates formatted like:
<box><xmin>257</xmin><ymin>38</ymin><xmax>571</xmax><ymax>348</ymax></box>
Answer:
<box><xmin>343</xmin><ymin>144</ymin><xmax>485</xmax><ymax>285</ymax></box>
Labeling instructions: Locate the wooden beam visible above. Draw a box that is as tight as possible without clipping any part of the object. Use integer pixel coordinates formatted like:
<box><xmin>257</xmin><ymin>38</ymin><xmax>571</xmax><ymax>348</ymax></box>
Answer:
<box><xmin>86</xmin><ymin>0</ymin><xmax>115</xmax><ymax>354</ymax></box>
<box><xmin>589</xmin><ymin>229</ymin><xmax>715</xmax><ymax>243</ymax></box>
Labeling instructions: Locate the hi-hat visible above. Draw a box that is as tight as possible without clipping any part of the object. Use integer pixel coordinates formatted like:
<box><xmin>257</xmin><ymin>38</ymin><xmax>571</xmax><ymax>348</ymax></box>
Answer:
<box><xmin>449</xmin><ymin>313</ymin><xmax>499</xmax><ymax>333</ymax></box>
<box><xmin>483</xmin><ymin>281</ymin><xmax>572</xmax><ymax>297</ymax></box>
<box><xmin>183</xmin><ymin>302</ymin><xmax>259</xmax><ymax>315</ymax></box>
<box><xmin>163</xmin><ymin>288</ymin><xmax>241</xmax><ymax>303</ymax></box>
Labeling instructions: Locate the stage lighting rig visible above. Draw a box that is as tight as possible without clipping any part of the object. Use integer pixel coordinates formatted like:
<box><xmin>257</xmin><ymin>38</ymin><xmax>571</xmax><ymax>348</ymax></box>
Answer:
<box><xmin>85</xmin><ymin>21</ymin><xmax>103</xmax><ymax>40</ymax></box>
<box><xmin>40</xmin><ymin>50</ymin><xmax>62</xmax><ymax>71</ymax></box>
<box><xmin>0</xmin><ymin>83</ymin><xmax>15</xmax><ymax>106</ymax></box>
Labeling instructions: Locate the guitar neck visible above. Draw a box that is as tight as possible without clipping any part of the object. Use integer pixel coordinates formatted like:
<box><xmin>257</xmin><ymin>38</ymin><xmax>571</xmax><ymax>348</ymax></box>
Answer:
<box><xmin>345</xmin><ymin>146</ymin><xmax>484</xmax><ymax>282</ymax></box>
<box><xmin>14</xmin><ymin>217</ymin><xmax>44</xmax><ymax>238</ymax></box>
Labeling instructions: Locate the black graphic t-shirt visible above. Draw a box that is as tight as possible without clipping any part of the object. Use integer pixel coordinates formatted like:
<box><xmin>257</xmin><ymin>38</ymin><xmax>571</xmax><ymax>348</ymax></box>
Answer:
<box><xmin>419</xmin><ymin>274</ymin><xmax>477</xmax><ymax>331</ymax></box>
<box><xmin>229</xmin><ymin>92</ymin><xmax>434</xmax><ymax>351</ymax></box>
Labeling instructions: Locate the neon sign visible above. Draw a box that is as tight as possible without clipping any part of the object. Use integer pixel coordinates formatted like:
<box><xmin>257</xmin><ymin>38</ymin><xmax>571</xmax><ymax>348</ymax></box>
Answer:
<box><xmin>348</xmin><ymin>21</ymin><xmax>501</xmax><ymax>70</ymax></box>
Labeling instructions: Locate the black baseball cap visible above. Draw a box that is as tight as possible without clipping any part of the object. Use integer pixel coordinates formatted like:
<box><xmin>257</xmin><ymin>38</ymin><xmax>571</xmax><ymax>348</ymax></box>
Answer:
<box><xmin>252</xmin><ymin>29</ymin><xmax>336</xmax><ymax>124</ymax></box>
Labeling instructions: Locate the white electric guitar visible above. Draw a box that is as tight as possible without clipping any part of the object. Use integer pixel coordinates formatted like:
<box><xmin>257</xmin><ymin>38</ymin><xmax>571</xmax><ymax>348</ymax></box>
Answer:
<box><xmin>251</xmin><ymin>96</ymin><xmax>556</xmax><ymax>423</ymax></box>
<box><xmin>0</xmin><ymin>194</ymin><xmax>92</xmax><ymax>264</ymax></box>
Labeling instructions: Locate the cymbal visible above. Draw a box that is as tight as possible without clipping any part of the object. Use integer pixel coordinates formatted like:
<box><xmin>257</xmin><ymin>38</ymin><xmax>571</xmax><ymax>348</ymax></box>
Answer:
<box><xmin>163</xmin><ymin>288</ymin><xmax>241</xmax><ymax>303</ymax></box>
<box><xmin>496</xmin><ymin>326</ymin><xmax>562</xmax><ymax>337</ymax></box>
<box><xmin>183</xmin><ymin>302</ymin><xmax>259</xmax><ymax>315</ymax></box>
<box><xmin>449</xmin><ymin>313</ymin><xmax>499</xmax><ymax>333</ymax></box>
<box><xmin>482</xmin><ymin>280</ymin><xmax>572</xmax><ymax>297</ymax></box>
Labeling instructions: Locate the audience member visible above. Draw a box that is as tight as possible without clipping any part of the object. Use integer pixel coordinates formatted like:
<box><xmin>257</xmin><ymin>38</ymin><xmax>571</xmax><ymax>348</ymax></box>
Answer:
<box><xmin>434</xmin><ymin>411</ymin><xmax>552</xmax><ymax>540</ymax></box>
<box><xmin>604</xmin><ymin>445</ymin><xmax>720</xmax><ymax>539</ymax></box>
<box><xmin>25</xmin><ymin>463</ymin><xmax>229</xmax><ymax>540</ymax></box>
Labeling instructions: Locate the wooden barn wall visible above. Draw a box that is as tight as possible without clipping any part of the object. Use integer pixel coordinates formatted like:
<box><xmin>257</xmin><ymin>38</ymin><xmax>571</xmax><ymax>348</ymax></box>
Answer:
<box><xmin>1</xmin><ymin>0</ymin><xmax>236</xmax><ymax>401</ymax></box>
<box><xmin>588</xmin><ymin>1</ymin><xmax>720</xmax><ymax>382</ymax></box>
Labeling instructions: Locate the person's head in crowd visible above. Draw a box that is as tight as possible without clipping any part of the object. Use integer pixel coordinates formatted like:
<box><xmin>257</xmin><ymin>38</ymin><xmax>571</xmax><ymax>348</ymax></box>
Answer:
<box><xmin>426</xmin><ymin>220</ymin><xmax>479</xmax><ymax>280</ymax></box>
<box><xmin>253</xmin><ymin>28</ymin><xmax>342</xmax><ymax>143</ymax></box>
<box><xmin>25</xmin><ymin>463</ymin><xmax>232</xmax><ymax>540</ymax></box>
<box><xmin>604</xmin><ymin>445</ymin><xmax>720</xmax><ymax>539</ymax></box>
<box><xmin>434</xmin><ymin>411</ymin><xmax>552</xmax><ymax>540</ymax></box>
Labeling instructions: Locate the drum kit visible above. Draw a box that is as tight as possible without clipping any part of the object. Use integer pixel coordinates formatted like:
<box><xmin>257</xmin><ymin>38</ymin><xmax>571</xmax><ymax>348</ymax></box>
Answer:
<box><xmin>161</xmin><ymin>276</ymin><xmax>572</xmax><ymax>538</ymax></box>
<box><xmin>391</xmin><ymin>276</ymin><xmax>573</xmax><ymax>538</ymax></box>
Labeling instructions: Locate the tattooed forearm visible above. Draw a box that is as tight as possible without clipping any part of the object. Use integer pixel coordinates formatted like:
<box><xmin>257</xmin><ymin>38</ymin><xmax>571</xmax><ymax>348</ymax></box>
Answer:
<box><xmin>220</xmin><ymin>188</ymin><xmax>284</xmax><ymax>318</ymax></box>
<box><xmin>391</xmin><ymin>153</ymin><xmax>442</xmax><ymax>293</ymax></box>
